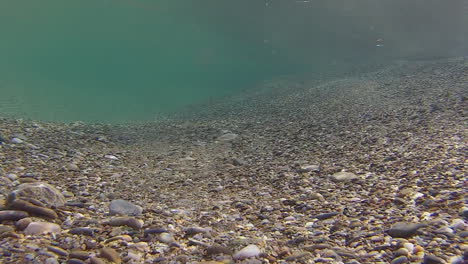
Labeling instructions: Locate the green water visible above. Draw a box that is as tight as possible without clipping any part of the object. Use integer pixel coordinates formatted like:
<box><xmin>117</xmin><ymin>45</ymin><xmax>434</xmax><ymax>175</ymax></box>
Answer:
<box><xmin>1</xmin><ymin>0</ymin><xmax>467</xmax><ymax>122</ymax></box>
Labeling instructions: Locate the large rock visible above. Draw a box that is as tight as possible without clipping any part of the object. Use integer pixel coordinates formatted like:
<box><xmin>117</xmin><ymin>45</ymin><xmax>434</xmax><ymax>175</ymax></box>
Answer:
<box><xmin>8</xmin><ymin>182</ymin><xmax>66</xmax><ymax>207</ymax></box>
<box><xmin>109</xmin><ymin>199</ymin><xmax>143</xmax><ymax>216</ymax></box>
<box><xmin>24</xmin><ymin>221</ymin><xmax>61</xmax><ymax>235</ymax></box>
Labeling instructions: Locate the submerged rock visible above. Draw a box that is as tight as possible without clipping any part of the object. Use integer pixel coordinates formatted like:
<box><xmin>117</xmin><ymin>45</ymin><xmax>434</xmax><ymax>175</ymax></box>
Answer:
<box><xmin>8</xmin><ymin>182</ymin><xmax>66</xmax><ymax>207</ymax></box>
<box><xmin>388</xmin><ymin>222</ymin><xmax>427</xmax><ymax>238</ymax></box>
<box><xmin>330</xmin><ymin>172</ymin><xmax>359</xmax><ymax>182</ymax></box>
<box><xmin>24</xmin><ymin>221</ymin><xmax>61</xmax><ymax>235</ymax></box>
<box><xmin>109</xmin><ymin>199</ymin><xmax>142</xmax><ymax>216</ymax></box>
<box><xmin>233</xmin><ymin>244</ymin><xmax>261</xmax><ymax>260</ymax></box>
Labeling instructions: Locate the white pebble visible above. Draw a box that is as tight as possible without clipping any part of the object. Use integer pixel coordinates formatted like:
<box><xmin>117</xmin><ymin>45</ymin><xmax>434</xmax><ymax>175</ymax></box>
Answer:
<box><xmin>233</xmin><ymin>244</ymin><xmax>261</xmax><ymax>260</ymax></box>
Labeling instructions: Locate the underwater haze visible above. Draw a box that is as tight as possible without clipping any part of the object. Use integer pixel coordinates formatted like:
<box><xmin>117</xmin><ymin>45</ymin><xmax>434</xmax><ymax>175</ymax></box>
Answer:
<box><xmin>1</xmin><ymin>0</ymin><xmax>467</xmax><ymax>122</ymax></box>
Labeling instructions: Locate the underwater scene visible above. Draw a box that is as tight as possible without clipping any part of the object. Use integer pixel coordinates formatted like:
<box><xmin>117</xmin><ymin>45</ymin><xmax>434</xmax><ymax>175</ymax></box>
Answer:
<box><xmin>0</xmin><ymin>0</ymin><xmax>467</xmax><ymax>263</ymax></box>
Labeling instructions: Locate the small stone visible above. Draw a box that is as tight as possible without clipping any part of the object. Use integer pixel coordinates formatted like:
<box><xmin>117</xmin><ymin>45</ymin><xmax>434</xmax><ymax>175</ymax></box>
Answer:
<box><xmin>394</xmin><ymin>248</ymin><xmax>409</xmax><ymax>257</ymax></box>
<box><xmin>8</xmin><ymin>199</ymin><xmax>58</xmax><ymax>219</ymax></box>
<box><xmin>157</xmin><ymin>232</ymin><xmax>175</xmax><ymax>244</ymax></box>
<box><xmin>104</xmin><ymin>155</ymin><xmax>118</xmax><ymax>160</ymax></box>
<box><xmin>313</xmin><ymin>212</ymin><xmax>340</xmax><ymax>220</ymax></box>
<box><xmin>6</xmin><ymin>173</ymin><xmax>19</xmax><ymax>181</ymax></box>
<box><xmin>423</xmin><ymin>255</ymin><xmax>446</xmax><ymax>264</ymax></box>
<box><xmin>388</xmin><ymin>222</ymin><xmax>427</xmax><ymax>238</ymax></box>
<box><xmin>129</xmin><ymin>242</ymin><xmax>149</xmax><ymax>252</ymax></box>
<box><xmin>68</xmin><ymin>259</ymin><xmax>86</xmax><ymax>264</ymax></box>
<box><xmin>185</xmin><ymin>226</ymin><xmax>211</xmax><ymax>236</ymax></box>
<box><xmin>206</xmin><ymin>245</ymin><xmax>233</xmax><ymax>256</ymax></box>
<box><xmin>285</xmin><ymin>252</ymin><xmax>312</xmax><ymax>262</ymax></box>
<box><xmin>70</xmin><ymin>250</ymin><xmax>91</xmax><ymax>260</ymax></box>
<box><xmin>391</xmin><ymin>256</ymin><xmax>409</xmax><ymax>264</ymax></box>
<box><xmin>109</xmin><ymin>199</ymin><xmax>143</xmax><ymax>216</ymax></box>
<box><xmin>0</xmin><ymin>210</ymin><xmax>29</xmax><ymax>221</ymax></box>
<box><xmin>16</xmin><ymin>217</ymin><xmax>32</xmax><ymax>230</ymax></box>
<box><xmin>106</xmin><ymin>217</ymin><xmax>143</xmax><ymax>229</ymax></box>
<box><xmin>47</xmin><ymin>245</ymin><xmax>69</xmax><ymax>257</ymax></box>
<box><xmin>100</xmin><ymin>247</ymin><xmax>121</xmax><ymax>264</ymax></box>
<box><xmin>330</xmin><ymin>172</ymin><xmax>359</xmax><ymax>182</ymax></box>
<box><xmin>233</xmin><ymin>244</ymin><xmax>261</xmax><ymax>260</ymax></box>
<box><xmin>69</xmin><ymin>227</ymin><xmax>98</xmax><ymax>236</ymax></box>
<box><xmin>144</xmin><ymin>228</ymin><xmax>168</xmax><ymax>236</ymax></box>
<box><xmin>45</xmin><ymin>257</ymin><xmax>59</xmax><ymax>264</ymax></box>
<box><xmin>298</xmin><ymin>165</ymin><xmax>320</xmax><ymax>173</ymax></box>
<box><xmin>24</xmin><ymin>221</ymin><xmax>61</xmax><ymax>235</ymax></box>
<box><xmin>11</xmin><ymin>138</ymin><xmax>23</xmax><ymax>144</ymax></box>
<box><xmin>90</xmin><ymin>257</ymin><xmax>107</xmax><ymax>264</ymax></box>
<box><xmin>66</xmin><ymin>163</ymin><xmax>80</xmax><ymax>172</ymax></box>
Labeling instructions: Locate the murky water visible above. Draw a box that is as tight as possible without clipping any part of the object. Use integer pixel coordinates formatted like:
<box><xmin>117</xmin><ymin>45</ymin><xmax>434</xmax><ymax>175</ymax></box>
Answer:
<box><xmin>1</xmin><ymin>0</ymin><xmax>467</xmax><ymax>122</ymax></box>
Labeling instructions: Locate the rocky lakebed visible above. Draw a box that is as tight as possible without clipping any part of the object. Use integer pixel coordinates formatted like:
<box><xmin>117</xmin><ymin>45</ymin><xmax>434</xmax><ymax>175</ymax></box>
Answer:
<box><xmin>0</xmin><ymin>58</ymin><xmax>467</xmax><ymax>264</ymax></box>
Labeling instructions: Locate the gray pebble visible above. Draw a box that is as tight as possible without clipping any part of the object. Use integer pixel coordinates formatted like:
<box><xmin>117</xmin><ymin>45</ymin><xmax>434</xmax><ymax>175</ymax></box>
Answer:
<box><xmin>387</xmin><ymin>222</ymin><xmax>427</xmax><ymax>238</ymax></box>
<box><xmin>109</xmin><ymin>199</ymin><xmax>143</xmax><ymax>216</ymax></box>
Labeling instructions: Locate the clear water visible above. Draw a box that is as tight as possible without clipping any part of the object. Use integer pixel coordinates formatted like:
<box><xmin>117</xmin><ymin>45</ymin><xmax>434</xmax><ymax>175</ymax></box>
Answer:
<box><xmin>1</xmin><ymin>0</ymin><xmax>467</xmax><ymax>122</ymax></box>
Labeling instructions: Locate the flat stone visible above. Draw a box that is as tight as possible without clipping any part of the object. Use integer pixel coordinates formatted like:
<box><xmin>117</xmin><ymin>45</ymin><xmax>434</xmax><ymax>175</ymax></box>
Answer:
<box><xmin>100</xmin><ymin>247</ymin><xmax>121</xmax><ymax>264</ymax></box>
<box><xmin>8</xmin><ymin>199</ymin><xmax>58</xmax><ymax>219</ymax></box>
<box><xmin>0</xmin><ymin>210</ymin><xmax>29</xmax><ymax>221</ymax></box>
<box><xmin>423</xmin><ymin>255</ymin><xmax>446</xmax><ymax>264</ymax></box>
<box><xmin>109</xmin><ymin>199</ymin><xmax>142</xmax><ymax>216</ymax></box>
<box><xmin>8</xmin><ymin>182</ymin><xmax>66</xmax><ymax>207</ymax></box>
<box><xmin>388</xmin><ymin>222</ymin><xmax>427</xmax><ymax>238</ymax></box>
<box><xmin>106</xmin><ymin>217</ymin><xmax>143</xmax><ymax>229</ymax></box>
<box><xmin>330</xmin><ymin>172</ymin><xmax>359</xmax><ymax>182</ymax></box>
<box><xmin>233</xmin><ymin>244</ymin><xmax>261</xmax><ymax>260</ymax></box>
<box><xmin>206</xmin><ymin>245</ymin><xmax>233</xmax><ymax>256</ymax></box>
<box><xmin>24</xmin><ymin>221</ymin><xmax>61</xmax><ymax>235</ymax></box>
<box><xmin>47</xmin><ymin>245</ymin><xmax>69</xmax><ymax>257</ymax></box>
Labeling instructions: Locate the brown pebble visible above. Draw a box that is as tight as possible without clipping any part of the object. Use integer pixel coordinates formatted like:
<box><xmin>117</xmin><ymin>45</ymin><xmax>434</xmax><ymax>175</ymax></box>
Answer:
<box><xmin>69</xmin><ymin>250</ymin><xmax>91</xmax><ymax>260</ymax></box>
<box><xmin>90</xmin><ymin>257</ymin><xmax>107</xmax><ymax>264</ymax></box>
<box><xmin>106</xmin><ymin>217</ymin><xmax>143</xmax><ymax>229</ymax></box>
<box><xmin>205</xmin><ymin>245</ymin><xmax>233</xmax><ymax>256</ymax></box>
<box><xmin>285</xmin><ymin>252</ymin><xmax>311</xmax><ymax>261</ymax></box>
<box><xmin>15</xmin><ymin>217</ymin><xmax>32</xmax><ymax>231</ymax></box>
<box><xmin>174</xmin><ymin>255</ymin><xmax>189</xmax><ymax>264</ymax></box>
<box><xmin>0</xmin><ymin>210</ymin><xmax>29</xmax><ymax>221</ymax></box>
<box><xmin>100</xmin><ymin>247</ymin><xmax>121</xmax><ymax>264</ymax></box>
<box><xmin>8</xmin><ymin>200</ymin><xmax>57</xmax><ymax>219</ymax></box>
<box><xmin>68</xmin><ymin>259</ymin><xmax>86</xmax><ymax>264</ymax></box>
<box><xmin>47</xmin><ymin>245</ymin><xmax>69</xmax><ymax>257</ymax></box>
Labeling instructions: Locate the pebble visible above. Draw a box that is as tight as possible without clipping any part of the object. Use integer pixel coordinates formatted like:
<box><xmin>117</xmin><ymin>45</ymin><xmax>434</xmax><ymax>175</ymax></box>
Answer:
<box><xmin>8</xmin><ymin>199</ymin><xmax>58</xmax><ymax>219</ymax></box>
<box><xmin>47</xmin><ymin>245</ymin><xmax>69</xmax><ymax>257</ymax></box>
<box><xmin>15</xmin><ymin>217</ymin><xmax>32</xmax><ymax>230</ymax></box>
<box><xmin>99</xmin><ymin>247</ymin><xmax>121</xmax><ymax>264</ymax></box>
<box><xmin>206</xmin><ymin>245</ymin><xmax>233</xmax><ymax>256</ymax></box>
<box><xmin>157</xmin><ymin>232</ymin><xmax>175</xmax><ymax>244</ymax></box>
<box><xmin>313</xmin><ymin>212</ymin><xmax>340</xmax><ymax>220</ymax></box>
<box><xmin>68</xmin><ymin>259</ymin><xmax>86</xmax><ymax>264</ymax></box>
<box><xmin>391</xmin><ymin>256</ymin><xmax>409</xmax><ymax>264</ymax></box>
<box><xmin>69</xmin><ymin>227</ymin><xmax>98</xmax><ymax>236</ymax></box>
<box><xmin>298</xmin><ymin>165</ymin><xmax>320</xmax><ymax>173</ymax></box>
<box><xmin>70</xmin><ymin>250</ymin><xmax>91</xmax><ymax>260</ymax></box>
<box><xmin>45</xmin><ymin>257</ymin><xmax>59</xmax><ymax>264</ymax></box>
<box><xmin>330</xmin><ymin>172</ymin><xmax>359</xmax><ymax>182</ymax></box>
<box><xmin>185</xmin><ymin>226</ymin><xmax>211</xmax><ymax>236</ymax></box>
<box><xmin>8</xmin><ymin>182</ymin><xmax>66</xmax><ymax>207</ymax></box>
<box><xmin>388</xmin><ymin>222</ymin><xmax>427</xmax><ymax>238</ymax></box>
<box><xmin>11</xmin><ymin>138</ymin><xmax>23</xmax><ymax>144</ymax></box>
<box><xmin>24</xmin><ymin>221</ymin><xmax>61</xmax><ymax>235</ymax></box>
<box><xmin>423</xmin><ymin>255</ymin><xmax>446</xmax><ymax>264</ymax></box>
<box><xmin>0</xmin><ymin>210</ymin><xmax>29</xmax><ymax>221</ymax></box>
<box><xmin>90</xmin><ymin>257</ymin><xmax>107</xmax><ymax>264</ymax></box>
<box><xmin>233</xmin><ymin>244</ymin><xmax>261</xmax><ymax>260</ymax></box>
<box><xmin>109</xmin><ymin>199</ymin><xmax>143</xmax><ymax>216</ymax></box>
<box><xmin>66</xmin><ymin>163</ymin><xmax>80</xmax><ymax>172</ymax></box>
<box><xmin>106</xmin><ymin>217</ymin><xmax>143</xmax><ymax>229</ymax></box>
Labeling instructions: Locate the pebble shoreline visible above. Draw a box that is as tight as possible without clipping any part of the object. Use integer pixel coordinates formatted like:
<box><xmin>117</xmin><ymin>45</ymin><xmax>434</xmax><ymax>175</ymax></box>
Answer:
<box><xmin>0</xmin><ymin>58</ymin><xmax>467</xmax><ymax>264</ymax></box>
